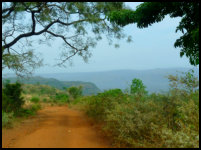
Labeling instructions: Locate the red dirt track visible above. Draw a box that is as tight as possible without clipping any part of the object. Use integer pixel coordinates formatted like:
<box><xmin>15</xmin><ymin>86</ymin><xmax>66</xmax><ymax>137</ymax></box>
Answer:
<box><xmin>2</xmin><ymin>106</ymin><xmax>111</xmax><ymax>148</ymax></box>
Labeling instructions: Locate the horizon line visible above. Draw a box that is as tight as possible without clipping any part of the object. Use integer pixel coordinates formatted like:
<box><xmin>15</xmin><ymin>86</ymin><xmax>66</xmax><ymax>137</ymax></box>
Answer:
<box><xmin>2</xmin><ymin>66</ymin><xmax>198</xmax><ymax>76</ymax></box>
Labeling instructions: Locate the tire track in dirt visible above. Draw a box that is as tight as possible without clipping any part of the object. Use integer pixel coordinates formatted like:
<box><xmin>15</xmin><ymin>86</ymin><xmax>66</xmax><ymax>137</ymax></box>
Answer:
<box><xmin>2</xmin><ymin>106</ymin><xmax>111</xmax><ymax>148</ymax></box>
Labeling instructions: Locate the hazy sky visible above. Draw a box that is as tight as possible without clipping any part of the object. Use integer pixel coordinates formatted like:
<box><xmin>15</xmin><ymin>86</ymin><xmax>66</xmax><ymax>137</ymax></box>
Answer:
<box><xmin>3</xmin><ymin>2</ymin><xmax>197</xmax><ymax>74</ymax></box>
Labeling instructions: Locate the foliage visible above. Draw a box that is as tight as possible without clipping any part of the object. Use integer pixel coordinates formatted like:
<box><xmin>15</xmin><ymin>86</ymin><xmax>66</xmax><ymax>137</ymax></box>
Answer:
<box><xmin>2</xmin><ymin>49</ymin><xmax>42</xmax><ymax>77</ymax></box>
<box><xmin>83</xmin><ymin>89</ymin><xmax>127</xmax><ymax>120</ymax></box>
<box><xmin>2</xmin><ymin>111</ymin><xmax>14</xmax><ymax>128</ymax></box>
<box><xmin>42</xmin><ymin>98</ymin><xmax>47</xmax><ymax>102</ymax></box>
<box><xmin>21</xmin><ymin>84</ymin><xmax>57</xmax><ymax>96</ymax></box>
<box><xmin>103</xmin><ymin>100</ymin><xmax>164</xmax><ymax>148</ymax></box>
<box><xmin>67</xmin><ymin>86</ymin><xmax>83</xmax><ymax>100</ymax></box>
<box><xmin>17</xmin><ymin>103</ymin><xmax>42</xmax><ymax>117</ymax></box>
<box><xmin>2</xmin><ymin>89</ymin><xmax>8</xmax><ymax>112</ymax></box>
<box><xmin>108</xmin><ymin>2</ymin><xmax>199</xmax><ymax>66</ymax></box>
<box><xmin>167</xmin><ymin>69</ymin><xmax>199</xmax><ymax>103</ymax></box>
<box><xmin>2</xmin><ymin>2</ymin><xmax>131</xmax><ymax>76</ymax></box>
<box><xmin>72</xmin><ymin>71</ymin><xmax>199</xmax><ymax>148</ymax></box>
<box><xmin>102</xmin><ymin>89</ymin><xmax>124</xmax><ymax>97</ymax></box>
<box><xmin>54</xmin><ymin>93</ymin><xmax>69</xmax><ymax>103</ymax></box>
<box><xmin>2</xmin><ymin>81</ymin><xmax>24</xmax><ymax>114</ymax></box>
<box><xmin>5</xmin><ymin>80</ymin><xmax>71</xmax><ymax>104</ymax></box>
<box><xmin>3</xmin><ymin>76</ymin><xmax>101</xmax><ymax>95</ymax></box>
<box><xmin>30</xmin><ymin>96</ymin><xmax>40</xmax><ymax>103</ymax></box>
<box><xmin>2</xmin><ymin>103</ymin><xmax>41</xmax><ymax>128</ymax></box>
<box><xmin>2</xmin><ymin>81</ymin><xmax>43</xmax><ymax>128</ymax></box>
<box><xmin>130</xmin><ymin>78</ymin><xmax>148</xmax><ymax>97</ymax></box>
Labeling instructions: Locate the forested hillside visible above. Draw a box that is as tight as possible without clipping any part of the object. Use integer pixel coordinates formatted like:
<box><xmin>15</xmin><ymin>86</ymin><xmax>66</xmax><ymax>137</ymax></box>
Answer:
<box><xmin>2</xmin><ymin>76</ymin><xmax>101</xmax><ymax>95</ymax></box>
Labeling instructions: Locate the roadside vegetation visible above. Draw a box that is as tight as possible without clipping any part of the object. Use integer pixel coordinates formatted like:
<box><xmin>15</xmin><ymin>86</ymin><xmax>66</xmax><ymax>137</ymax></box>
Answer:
<box><xmin>71</xmin><ymin>70</ymin><xmax>199</xmax><ymax>148</ymax></box>
<box><xmin>2</xmin><ymin>81</ymin><xmax>41</xmax><ymax>128</ymax></box>
<box><xmin>2</xmin><ymin>79</ymin><xmax>83</xmax><ymax>128</ymax></box>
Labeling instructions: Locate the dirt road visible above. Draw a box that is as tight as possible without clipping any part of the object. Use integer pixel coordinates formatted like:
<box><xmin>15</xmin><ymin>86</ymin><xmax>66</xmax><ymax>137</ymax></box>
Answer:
<box><xmin>2</xmin><ymin>105</ymin><xmax>111</xmax><ymax>148</ymax></box>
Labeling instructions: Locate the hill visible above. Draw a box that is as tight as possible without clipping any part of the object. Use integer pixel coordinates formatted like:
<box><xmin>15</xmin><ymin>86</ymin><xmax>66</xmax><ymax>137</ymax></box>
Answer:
<box><xmin>2</xmin><ymin>76</ymin><xmax>101</xmax><ymax>96</ymax></box>
<box><xmin>35</xmin><ymin>67</ymin><xmax>199</xmax><ymax>93</ymax></box>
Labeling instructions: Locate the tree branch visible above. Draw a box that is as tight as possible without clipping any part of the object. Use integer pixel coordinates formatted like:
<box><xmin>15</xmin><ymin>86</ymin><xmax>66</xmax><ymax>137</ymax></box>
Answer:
<box><xmin>46</xmin><ymin>30</ymin><xmax>84</xmax><ymax>64</ymax></box>
<box><xmin>2</xmin><ymin>4</ymin><xmax>16</xmax><ymax>18</ymax></box>
<box><xmin>2</xmin><ymin>19</ymin><xmax>59</xmax><ymax>49</ymax></box>
<box><xmin>31</xmin><ymin>12</ymin><xmax>36</xmax><ymax>33</ymax></box>
<box><xmin>2</xmin><ymin>17</ymin><xmax>93</xmax><ymax>50</ymax></box>
<box><xmin>46</xmin><ymin>30</ymin><xmax>80</xmax><ymax>52</ymax></box>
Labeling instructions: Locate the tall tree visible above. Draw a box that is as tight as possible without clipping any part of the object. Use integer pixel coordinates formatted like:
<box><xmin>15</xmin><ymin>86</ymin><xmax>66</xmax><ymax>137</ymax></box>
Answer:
<box><xmin>108</xmin><ymin>2</ymin><xmax>199</xmax><ymax>66</ymax></box>
<box><xmin>2</xmin><ymin>2</ymin><xmax>130</xmax><ymax>76</ymax></box>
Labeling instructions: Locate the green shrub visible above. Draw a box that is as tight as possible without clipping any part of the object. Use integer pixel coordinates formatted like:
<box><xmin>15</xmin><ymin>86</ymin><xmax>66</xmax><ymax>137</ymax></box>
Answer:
<box><xmin>30</xmin><ymin>103</ymin><xmax>41</xmax><ymax>112</ymax></box>
<box><xmin>67</xmin><ymin>86</ymin><xmax>83</xmax><ymax>99</ymax></box>
<box><xmin>2</xmin><ymin>89</ymin><xmax>8</xmax><ymax>112</ymax></box>
<box><xmin>17</xmin><ymin>103</ymin><xmax>42</xmax><ymax>117</ymax></box>
<box><xmin>101</xmin><ymin>89</ymin><xmax>124</xmax><ymax>97</ymax></box>
<box><xmin>130</xmin><ymin>78</ymin><xmax>148</xmax><ymax>97</ymax></box>
<box><xmin>161</xmin><ymin>99</ymin><xmax>199</xmax><ymax>148</ymax></box>
<box><xmin>43</xmin><ymin>98</ymin><xmax>47</xmax><ymax>102</ymax></box>
<box><xmin>30</xmin><ymin>96</ymin><xmax>40</xmax><ymax>103</ymax></box>
<box><xmin>48</xmin><ymin>93</ymin><xmax>69</xmax><ymax>104</ymax></box>
<box><xmin>85</xmin><ymin>89</ymin><xmax>127</xmax><ymax>120</ymax></box>
<box><xmin>17</xmin><ymin>108</ymin><xmax>35</xmax><ymax>117</ymax></box>
<box><xmin>2</xmin><ymin>111</ymin><xmax>14</xmax><ymax>128</ymax></box>
<box><xmin>54</xmin><ymin>93</ymin><xmax>69</xmax><ymax>103</ymax></box>
<box><xmin>103</xmin><ymin>99</ymin><xmax>163</xmax><ymax>147</ymax></box>
<box><xmin>2</xmin><ymin>81</ymin><xmax>24</xmax><ymax>114</ymax></box>
<box><xmin>72</xmin><ymin>96</ymin><xmax>89</xmax><ymax>105</ymax></box>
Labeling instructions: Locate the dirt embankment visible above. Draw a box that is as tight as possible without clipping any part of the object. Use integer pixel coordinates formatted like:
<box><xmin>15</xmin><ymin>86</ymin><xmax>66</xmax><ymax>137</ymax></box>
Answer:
<box><xmin>2</xmin><ymin>105</ymin><xmax>111</xmax><ymax>148</ymax></box>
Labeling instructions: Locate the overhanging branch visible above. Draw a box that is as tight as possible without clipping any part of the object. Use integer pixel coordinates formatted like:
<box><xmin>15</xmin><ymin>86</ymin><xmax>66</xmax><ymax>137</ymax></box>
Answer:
<box><xmin>2</xmin><ymin>18</ymin><xmax>92</xmax><ymax>50</ymax></box>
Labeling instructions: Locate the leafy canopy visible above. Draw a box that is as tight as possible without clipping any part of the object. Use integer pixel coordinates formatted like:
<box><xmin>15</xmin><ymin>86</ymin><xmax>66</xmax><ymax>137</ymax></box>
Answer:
<box><xmin>67</xmin><ymin>86</ymin><xmax>83</xmax><ymax>99</ymax></box>
<box><xmin>168</xmin><ymin>69</ymin><xmax>199</xmax><ymax>94</ymax></box>
<box><xmin>130</xmin><ymin>78</ymin><xmax>147</xmax><ymax>96</ymax></box>
<box><xmin>2</xmin><ymin>2</ymin><xmax>131</xmax><ymax>76</ymax></box>
<box><xmin>108</xmin><ymin>2</ymin><xmax>199</xmax><ymax>66</ymax></box>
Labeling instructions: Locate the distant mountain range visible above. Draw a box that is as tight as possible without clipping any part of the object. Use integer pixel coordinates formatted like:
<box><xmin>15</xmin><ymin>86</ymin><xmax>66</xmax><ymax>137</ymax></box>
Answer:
<box><xmin>2</xmin><ymin>67</ymin><xmax>199</xmax><ymax>94</ymax></box>
<box><xmin>37</xmin><ymin>67</ymin><xmax>199</xmax><ymax>93</ymax></box>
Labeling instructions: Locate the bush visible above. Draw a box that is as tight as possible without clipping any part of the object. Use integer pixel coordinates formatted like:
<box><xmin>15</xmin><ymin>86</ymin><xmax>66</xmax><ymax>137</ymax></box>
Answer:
<box><xmin>30</xmin><ymin>96</ymin><xmax>40</xmax><ymax>103</ymax></box>
<box><xmin>17</xmin><ymin>103</ymin><xmax>42</xmax><ymax>117</ymax></box>
<box><xmin>85</xmin><ymin>89</ymin><xmax>127</xmax><ymax>120</ymax></box>
<box><xmin>130</xmin><ymin>78</ymin><xmax>148</xmax><ymax>97</ymax></box>
<box><xmin>54</xmin><ymin>93</ymin><xmax>69</xmax><ymax>103</ymax></box>
<box><xmin>67</xmin><ymin>86</ymin><xmax>83</xmax><ymax>99</ymax></box>
<box><xmin>103</xmin><ymin>99</ymin><xmax>164</xmax><ymax>148</ymax></box>
<box><xmin>2</xmin><ymin>111</ymin><xmax>14</xmax><ymax>128</ymax></box>
<box><xmin>2</xmin><ymin>89</ymin><xmax>8</xmax><ymax>112</ymax></box>
<box><xmin>2</xmin><ymin>81</ymin><xmax>24</xmax><ymax>114</ymax></box>
<box><xmin>43</xmin><ymin>98</ymin><xmax>47</xmax><ymax>102</ymax></box>
<box><xmin>101</xmin><ymin>89</ymin><xmax>124</xmax><ymax>97</ymax></box>
<box><xmin>160</xmin><ymin>98</ymin><xmax>199</xmax><ymax>148</ymax></box>
<box><xmin>30</xmin><ymin>103</ymin><xmax>41</xmax><ymax>112</ymax></box>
